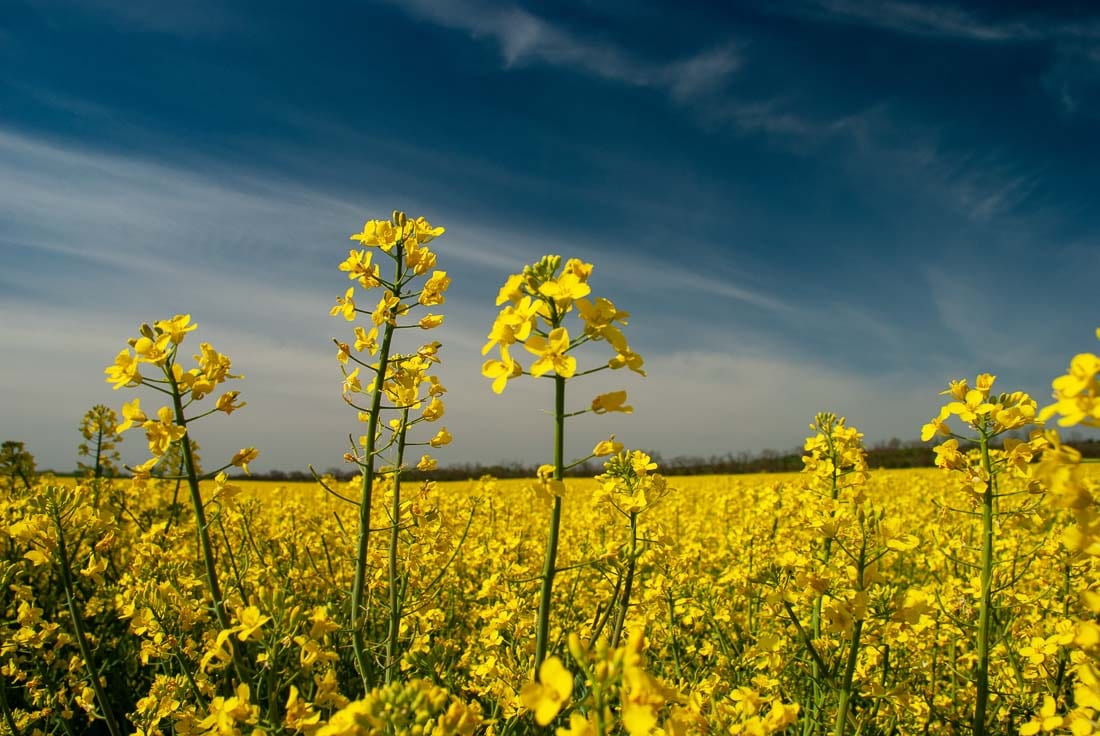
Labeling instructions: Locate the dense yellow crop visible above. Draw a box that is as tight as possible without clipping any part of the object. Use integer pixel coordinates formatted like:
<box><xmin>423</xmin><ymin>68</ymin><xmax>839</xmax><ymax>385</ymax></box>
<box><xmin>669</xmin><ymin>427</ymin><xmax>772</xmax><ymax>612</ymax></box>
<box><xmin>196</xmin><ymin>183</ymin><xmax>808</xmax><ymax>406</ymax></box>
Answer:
<box><xmin>2</xmin><ymin>463</ymin><xmax>1098</xmax><ymax>735</ymax></box>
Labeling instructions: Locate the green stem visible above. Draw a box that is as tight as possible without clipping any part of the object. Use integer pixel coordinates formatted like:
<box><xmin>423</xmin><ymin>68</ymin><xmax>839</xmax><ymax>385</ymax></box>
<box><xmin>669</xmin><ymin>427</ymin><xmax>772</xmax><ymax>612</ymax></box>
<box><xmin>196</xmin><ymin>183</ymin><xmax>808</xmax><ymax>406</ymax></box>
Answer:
<box><xmin>385</xmin><ymin>408</ymin><xmax>410</xmax><ymax>684</ymax></box>
<box><xmin>834</xmin><ymin>531</ymin><xmax>867</xmax><ymax>736</ymax></box>
<box><xmin>350</xmin><ymin>250</ymin><xmax>403</xmax><ymax>691</ymax></box>
<box><xmin>167</xmin><ymin>367</ymin><xmax>246</xmax><ymax>686</ymax></box>
<box><xmin>973</xmin><ymin>429</ymin><xmax>995</xmax><ymax>736</ymax></box>
<box><xmin>51</xmin><ymin>506</ymin><xmax>123</xmax><ymax>736</ymax></box>
<box><xmin>609</xmin><ymin>511</ymin><xmax>638</xmax><ymax>649</ymax></box>
<box><xmin>534</xmin><ymin>374</ymin><xmax>566</xmax><ymax>670</ymax></box>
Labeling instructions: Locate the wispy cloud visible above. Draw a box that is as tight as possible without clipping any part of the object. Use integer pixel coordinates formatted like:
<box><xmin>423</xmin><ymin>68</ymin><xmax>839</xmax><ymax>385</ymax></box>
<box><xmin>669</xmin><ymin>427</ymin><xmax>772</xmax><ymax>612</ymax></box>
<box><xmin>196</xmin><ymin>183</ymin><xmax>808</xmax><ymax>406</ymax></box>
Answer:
<box><xmin>790</xmin><ymin>0</ymin><xmax>1043</xmax><ymax>41</ymax></box>
<box><xmin>391</xmin><ymin>0</ymin><xmax>738</xmax><ymax>102</ymax></box>
<box><xmin>783</xmin><ymin>0</ymin><xmax>1100</xmax><ymax>43</ymax></box>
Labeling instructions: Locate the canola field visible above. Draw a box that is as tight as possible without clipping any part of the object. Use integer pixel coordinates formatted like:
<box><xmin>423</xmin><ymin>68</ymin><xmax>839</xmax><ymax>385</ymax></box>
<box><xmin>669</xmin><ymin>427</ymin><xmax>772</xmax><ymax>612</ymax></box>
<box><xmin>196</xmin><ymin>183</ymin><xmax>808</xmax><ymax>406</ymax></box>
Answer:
<box><xmin>2</xmin><ymin>211</ymin><xmax>1099</xmax><ymax>736</ymax></box>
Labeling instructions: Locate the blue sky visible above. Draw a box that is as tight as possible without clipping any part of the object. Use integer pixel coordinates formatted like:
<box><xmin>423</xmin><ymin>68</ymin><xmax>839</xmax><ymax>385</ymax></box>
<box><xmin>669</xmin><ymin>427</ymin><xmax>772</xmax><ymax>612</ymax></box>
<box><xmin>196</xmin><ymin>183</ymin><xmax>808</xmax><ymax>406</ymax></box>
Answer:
<box><xmin>2</xmin><ymin>0</ymin><xmax>1098</xmax><ymax>472</ymax></box>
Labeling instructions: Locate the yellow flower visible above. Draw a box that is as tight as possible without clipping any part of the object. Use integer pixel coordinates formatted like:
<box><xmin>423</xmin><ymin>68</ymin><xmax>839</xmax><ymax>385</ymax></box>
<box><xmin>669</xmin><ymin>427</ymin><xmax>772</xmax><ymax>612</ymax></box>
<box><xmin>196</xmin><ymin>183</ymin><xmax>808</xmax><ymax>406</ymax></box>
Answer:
<box><xmin>330</xmin><ymin>287</ymin><xmax>357</xmax><ymax>321</ymax></box>
<box><xmin>230</xmin><ymin>447</ymin><xmax>259</xmax><ymax>475</ymax></box>
<box><xmin>538</xmin><ymin>272</ymin><xmax>591</xmax><ymax>308</ymax></box>
<box><xmin>235</xmin><ymin>606</ymin><xmax>270</xmax><ymax>641</ymax></box>
<box><xmin>609</xmin><ymin>348</ymin><xmax>646</xmax><ymax>376</ymax></box>
<box><xmin>946</xmin><ymin>389</ymin><xmax>996</xmax><ymax>424</ymax></box>
<box><xmin>343</xmin><ymin>366</ymin><xmax>362</xmax><ymax>395</ymax></box>
<box><xmin>422</xmin><ymin>397</ymin><xmax>445</xmax><ymax>422</ymax></box>
<box><xmin>419</xmin><ymin>271</ymin><xmax>451</xmax><ymax>307</ymax></box>
<box><xmin>593</xmin><ymin>436</ymin><xmax>623</xmax><ymax>457</ymax></box>
<box><xmin>592</xmin><ymin>390</ymin><xmax>632</xmax><ymax>414</ymax></box>
<box><xmin>350</xmin><ymin>218</ymin><xmax>401</xmax><ymax>251</ymax></box>
<box><xmin>412</xmin><ymin>215</ymin><xmax>445</xmax><ymax>244</ymax></box>
<box><xmin>215</xmin><ymin>390</ymin><xmax>246</xmax><ymax>415</ymax></box>
<box><xmin>483</xmin><ymin>298</ymin><xmax>538</xmax><ymax>355</ymax></box>
<box><xmin>117</xmin><ymin>397</ymin><xmax>147</xmax><ymax>432</ymax></box>
<box><xmin>525</xmin><ymin>327</ymin><xmax>577</xmax><ymax>378</ymax></box>
<box><xmin>419</xmin><ymin>313</ymin><xmax>444</xmax><ymax>329</ymax></box>
<box><xmin>338</xmin><ymin>248</ymin><xmax>380</xmax><ymax>287</ymax></box>
<box><xmin>520</xmin><ymin>656</ymin><xmax>573</xmax><ymax>726</ymax></box>
<box><xmin>155</xmin><ymin>314</ymin><xmax>197</xmax><ymax>345</ymax></box>
<box><xmin>353</xmin><ymin>326</ymin><xmax>379</xmax><ymax>355</ymax></box>
<box><xmin>143</xmin><ymin>406</ymin><xmax>186</xmax><ymax>456</ymax></box>
<box><xmin>429</xmin><ymin>427</ymin><xmax>452</xmax><ymax>447</ymax></box>
<box><xmin>105</xmin><ymin>348</ymin><xmax>142</xmax><ymax>389</ymax></box>
<box><xmin>496</xmin><ymin>273</ymin><xmax>526</xmax><ymax>306</ymax></box>
<box><xmin>482</xmin><ymin>348</ymin><xmax>522</xmax><ymax>394</ymax></box>
<box><xmin>920</xmin><ymin>407</ymin><xmax>950</xmax><ymax>441</ymax></box>
<box><xmin>940</xmin><ymin>378</ymin><xmax>970</xmax><ymax>400</ymax></box>
<box><xmin>417</xmin><ymin>455</ymin><xmax>437</xmax><ymax>472</ymax></box>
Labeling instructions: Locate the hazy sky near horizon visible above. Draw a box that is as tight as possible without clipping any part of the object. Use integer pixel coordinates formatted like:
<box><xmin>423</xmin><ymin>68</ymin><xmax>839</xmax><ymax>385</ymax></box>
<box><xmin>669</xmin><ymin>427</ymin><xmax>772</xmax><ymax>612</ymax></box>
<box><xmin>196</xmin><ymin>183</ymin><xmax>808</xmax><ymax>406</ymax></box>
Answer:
<box><xmin>2</xmin><ymin>0</ymin><xmax>1098</xmax><ymax>472</ymax></box>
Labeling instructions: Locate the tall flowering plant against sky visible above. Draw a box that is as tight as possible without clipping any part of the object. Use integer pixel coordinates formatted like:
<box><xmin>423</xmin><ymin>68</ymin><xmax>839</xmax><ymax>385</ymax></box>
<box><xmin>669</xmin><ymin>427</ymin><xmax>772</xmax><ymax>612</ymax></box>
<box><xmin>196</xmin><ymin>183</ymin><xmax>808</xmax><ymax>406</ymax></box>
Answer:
<box><xmin>105</xmin><ymin>314</ymin><xmax>257</xmax><ymax>684</ymax></box>
<box><xmin>920</xmin><ymin>374</ymin><xmax>1043</xmax><ymax>736</ymax></box>
<box><xmin>483</xmin><ymin>254</ymin><xmax>644</xmax><ymax>672</ymax></box>
<box><xmin>331</xmin><ymin>210</ymin><xmax>452</xmax><ymax>689</ymax></box>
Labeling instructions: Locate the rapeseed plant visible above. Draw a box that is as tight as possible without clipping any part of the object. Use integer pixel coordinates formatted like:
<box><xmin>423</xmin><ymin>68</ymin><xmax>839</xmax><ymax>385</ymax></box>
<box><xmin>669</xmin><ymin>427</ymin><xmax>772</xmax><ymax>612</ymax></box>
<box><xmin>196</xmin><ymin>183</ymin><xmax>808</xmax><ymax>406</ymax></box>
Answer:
<box><xmin>331</xmin><ymin>210</ymin><xmax>452</xmax><ymax>689</ymax></box>
<box><xmin>483</xmin><ymin>255</ymin><xmax>643</xmax><ymax>673</ymax></box>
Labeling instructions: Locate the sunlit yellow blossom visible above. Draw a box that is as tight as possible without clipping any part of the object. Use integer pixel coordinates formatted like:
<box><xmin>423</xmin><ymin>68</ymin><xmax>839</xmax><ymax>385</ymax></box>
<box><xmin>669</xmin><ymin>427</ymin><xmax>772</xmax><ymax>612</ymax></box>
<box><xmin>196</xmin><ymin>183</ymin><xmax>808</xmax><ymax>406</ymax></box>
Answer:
<box><xmin>419</xmin><ymin>271</ymin><xmax>451</xmax><ymax>306</ymax></box>
<box><xmin>343</xmin><ymin>366</ymin><xmax>362</xmax><ymax>395</ymax></box>
<box><xmin>330</xmin><ymin>287</ymin><xmax>357</xmax><ymax>321</ymax></box>
<box><xmin>143</xmin><ymin>406</ymin><xmax>186</xmax><ymax>456</ymax></box>
<box><xmin>920</xmin><ymin>407</ymin><xmax>951</xmax><ymax>441</ymax></box>
<box><xmin>593</xmin><ymin>436</ymin><xmax>623</xmax><ymax>457</ymax></box>
<box><xmin>482</xmin><ymin>348</ymin><xmax>522</xmax><ymax>394</ymax></box>
<box><xmin>422</xmin><ymin>397</ymin><xmax>444</xmax><ymax>422</ymax></box>
<box><xmin>353</xmin><ymin>325</ymin><xmax>378</xmax><ymax>354</ymax></box>
<box><xmin>413</xmin><ymin>215</ymin><xmax>445</xmax><ymax>243</ymax></box>
<box><xmin>417</xmin><ymin>455</ymin><xmax>437</xmax><ymax>472</ymax></box>
<box><xmin>230</xmin><ymin>447</ymin><xmax>259</xmax><ymax>475</ymax></box>
<box><xmin>482</xmin><ymin>297</ymin><xmax>538</xmax><ymax>355</ymax></box>
<box><xmin>419</xmin><ymin>313</ymin><xmax>444</xmax><ymax>329</ymax></box>
<box><xmin>609</xmin><ymin>348</ymin><xmax>646</xmax><ymax>376</ymax></box>
<box><xmin>350</xmin><ymin>218</ymin><xmax>401</xmax><ymax>251</ymax></box>
<box><xmin>369</xmin><ymin>291</ymin><xmax>401</xmax><ymax>327</ymax></box>
<box><xmin>215</xmin><ymin>390</ymin><xmax>245</xmax><ymax>415</ymax></box>
<box><xmin>117</xmin><ymin>397</ymin><xmax>147</xmax><ymax>432</ymax></box>
<box><xmin>1040</xmin><ymin>347</ymin><xmax>1100</xmax><ymax>427</ymax></box>
<box><xmin>538</xmin><ymin>271</ymin><xmax>591</xmax><ymax>307</ymax></box>
<box><xmin>592</xmin><ymin>390</ymin><xmax>633</xmax><ymax>414</ymax></box>
<box><xmin>105</xmin><ymin>348</ymin><xmax>142</xmax><ymax>389</ymax></box>
<box><xmin>155</xmin><ymin>314</ymin><xmax>197</xmax><ymax>345</ymax></box>
<box><xmin>429</xmin><ymin>427</ymin><xmax>452</xmax><ymax>447</ymax></box>
<box><xmin>945</xmin><ymin>389</ymin><xmax>996</xmax><ymax>424</ymax></box>
<box><xmin>520</xmin><ymin>656</ymin><xmax>573</xmax><ymax>725</ymax></box>
<box><xmin>338</xmin><ymin>248</ymin><xmax>381</xmax><ymax>287</ymax></box>
<box><xmin>496</xmin><ymin>273</ymin><xmax>526</xmax><ymax>306</ymax></box>
<box><xmin>562</xmin><ymin>258</ymin><xmax>594</xmax><ymax>282</ymax></box>
<box><xmin>525</xmin><ymin>327</ymin><xmax>576</xmax><ymax>378</ymax></box>
<box><xmin>941</xmin><ymin>378</ymin><xmax>970</xmax><ymax>400</ymax></box>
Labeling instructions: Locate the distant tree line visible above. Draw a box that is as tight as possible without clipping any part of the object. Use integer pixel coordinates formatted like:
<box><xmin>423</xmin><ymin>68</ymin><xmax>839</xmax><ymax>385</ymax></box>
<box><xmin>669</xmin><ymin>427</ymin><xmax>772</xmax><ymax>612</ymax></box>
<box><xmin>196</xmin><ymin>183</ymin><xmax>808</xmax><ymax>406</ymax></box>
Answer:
<box><xmin>19</xmin><ymin>435</ymin><xmax>1100</xmax><ymax>482</ymax></box>
<box><xmin>247</xmin><ymin>435</ymin><xmax>1100</xmax><ymax>481</ymax></box>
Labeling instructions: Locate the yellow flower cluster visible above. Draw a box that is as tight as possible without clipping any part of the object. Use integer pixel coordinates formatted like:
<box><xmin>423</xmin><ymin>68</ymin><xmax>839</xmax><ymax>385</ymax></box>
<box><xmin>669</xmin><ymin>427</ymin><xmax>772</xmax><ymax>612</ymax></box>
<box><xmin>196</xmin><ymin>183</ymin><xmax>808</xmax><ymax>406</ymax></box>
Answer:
<box><xmin>482</xmin><ymin>255</ymin><xmax>643</xmax><ymax>394</ymax></box>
